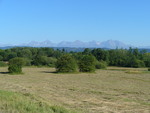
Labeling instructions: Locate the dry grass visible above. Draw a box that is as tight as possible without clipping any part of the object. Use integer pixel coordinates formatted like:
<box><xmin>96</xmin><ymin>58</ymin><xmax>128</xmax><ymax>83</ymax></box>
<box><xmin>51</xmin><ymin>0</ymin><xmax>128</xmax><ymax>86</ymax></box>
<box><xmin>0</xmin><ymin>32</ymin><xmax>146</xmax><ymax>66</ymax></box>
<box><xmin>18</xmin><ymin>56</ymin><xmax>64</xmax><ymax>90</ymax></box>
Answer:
<box><xmin>0</xmin><ymin>67</ymin><xmax>150</xmax><ymax>113</ymax></box>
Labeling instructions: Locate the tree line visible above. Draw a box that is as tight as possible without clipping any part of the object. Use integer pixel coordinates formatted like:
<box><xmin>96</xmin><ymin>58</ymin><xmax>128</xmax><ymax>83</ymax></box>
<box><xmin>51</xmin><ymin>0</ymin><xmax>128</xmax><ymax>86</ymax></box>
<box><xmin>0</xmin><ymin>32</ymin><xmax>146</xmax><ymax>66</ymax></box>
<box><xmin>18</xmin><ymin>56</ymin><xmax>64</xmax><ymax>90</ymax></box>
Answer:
<box><xmin>0</xmin><ymin>47</ymin><xmax>150</xmax><ymax>73</ymax></box>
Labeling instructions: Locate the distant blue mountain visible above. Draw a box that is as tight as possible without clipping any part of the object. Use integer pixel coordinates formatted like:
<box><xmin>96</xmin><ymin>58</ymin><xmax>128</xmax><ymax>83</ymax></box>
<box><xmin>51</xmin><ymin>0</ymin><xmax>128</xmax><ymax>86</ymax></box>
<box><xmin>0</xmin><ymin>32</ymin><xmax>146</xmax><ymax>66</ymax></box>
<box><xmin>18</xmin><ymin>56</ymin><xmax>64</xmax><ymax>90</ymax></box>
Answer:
<box><xmin>99</xmin><ymin>40</ymin><xmax>131</xmax><ymax>49</ymax></box>
<box><xmin>0</xmin><ymin>40</ymin><xmax>149</xmax><ymax>50</ymax></box>
<box><xmin>18</xmin><ymin>40</ymin><xmax>131</xmax><ymax>49</ymax></box>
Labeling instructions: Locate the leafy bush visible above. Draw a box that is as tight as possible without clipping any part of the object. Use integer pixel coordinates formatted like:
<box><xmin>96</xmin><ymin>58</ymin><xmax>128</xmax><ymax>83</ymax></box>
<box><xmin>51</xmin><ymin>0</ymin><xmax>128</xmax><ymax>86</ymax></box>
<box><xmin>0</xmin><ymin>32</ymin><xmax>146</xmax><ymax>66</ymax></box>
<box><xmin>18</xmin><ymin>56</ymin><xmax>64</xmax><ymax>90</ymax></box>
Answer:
<box><xmin>95</xmin><ymin>60</ymin><xmax>107</xmax><ymax>69</ymax></box>
<box><xmin>148</xmin><ymin>68</ymin><xmax>150</xmax><ymax>71</ymax></box>
<box><xmin>132</xmin><ymin>59</ymin><xmax>145</xmax><ymax>68</ymax></box>
<box><xmin>78</xmin><ymin>55</ymin><xmax>96</xmax><ymax>72</ymax></box>
<box><xmin>8</xmin><ymin>57</ymin><xmax>25</xmax><ymax>74</ymax></box>
<box><xmin>33</xmin><ymin>56</ymin><xmax>57</xmax><ymax>67</ymax></box>
<box><xmin>23</xmin><ymin>58</ymin><xmax>32</xmax><ymax>66</ymax></box>
<box><xmin>0</xmin><ymin>55</ymin><xmax>3</xmax><ymax>61</ymax></box>
<box><xmin>143</xmin><ymin>53</ymin><xmax>150</xmax><ymax>67</ymax></box>
<box><xmin>0</xmin><ymin>61</ymin><xmax>7</xmax><ymax>67</ymax></box>
<box><xmin>47</xmin><ymin>57</ymin><xmax>57</xmax><ymax>67</ymax></box>
<box><xmin>55</xmin><ymin>54</ymin><xmax>77</xmax><ymax>73</ymax></box>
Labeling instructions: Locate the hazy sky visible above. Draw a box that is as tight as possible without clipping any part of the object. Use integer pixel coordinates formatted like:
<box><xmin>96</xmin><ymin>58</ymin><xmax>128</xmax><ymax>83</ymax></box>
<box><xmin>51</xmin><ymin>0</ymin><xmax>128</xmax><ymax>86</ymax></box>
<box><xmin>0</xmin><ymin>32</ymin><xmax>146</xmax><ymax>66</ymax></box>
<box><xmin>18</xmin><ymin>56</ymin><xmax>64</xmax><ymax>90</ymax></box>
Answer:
<box><xmin>0</xmin><ymin>0</ymin><xmax>150</xmax><ymax>46</ymax></box>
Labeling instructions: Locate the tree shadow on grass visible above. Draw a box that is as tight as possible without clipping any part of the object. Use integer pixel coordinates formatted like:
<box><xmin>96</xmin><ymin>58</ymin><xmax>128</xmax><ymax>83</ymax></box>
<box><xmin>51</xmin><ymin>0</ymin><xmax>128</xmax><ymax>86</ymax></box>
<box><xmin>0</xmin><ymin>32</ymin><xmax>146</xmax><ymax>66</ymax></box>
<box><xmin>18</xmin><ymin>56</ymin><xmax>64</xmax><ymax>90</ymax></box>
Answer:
<box><xmin>41</xmin><ymin>71</ymin><xmax>58</xmax><ymax>74</ymax></box>
<box><xmin>0</xmin><ymin>72</ymin><xmax>9</xmax><ymax>74</ymax></box>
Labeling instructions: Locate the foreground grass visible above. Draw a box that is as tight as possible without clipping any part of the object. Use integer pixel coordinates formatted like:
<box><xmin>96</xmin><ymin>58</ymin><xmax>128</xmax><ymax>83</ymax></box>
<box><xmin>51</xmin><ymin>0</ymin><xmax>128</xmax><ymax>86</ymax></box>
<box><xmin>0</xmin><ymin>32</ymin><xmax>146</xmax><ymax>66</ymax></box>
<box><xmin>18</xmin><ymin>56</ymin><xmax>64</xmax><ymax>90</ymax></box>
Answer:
<box><xmin>0</xmin><ymin>90</ymin><xmax>76</xmax><ymax>113</ymax></box>
<box><xmin>0</xmin><ymin>67</ymin><xmax>150</xmax><ymax>113</ymax></box>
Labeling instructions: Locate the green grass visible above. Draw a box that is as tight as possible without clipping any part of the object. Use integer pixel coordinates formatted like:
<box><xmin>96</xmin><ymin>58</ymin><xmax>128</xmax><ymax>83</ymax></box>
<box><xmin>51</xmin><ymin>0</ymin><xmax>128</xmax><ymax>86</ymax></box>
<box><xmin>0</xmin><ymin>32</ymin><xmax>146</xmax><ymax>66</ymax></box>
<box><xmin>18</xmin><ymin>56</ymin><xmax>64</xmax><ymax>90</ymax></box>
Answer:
<box><xmin>125</xmin><ymin>70</ymin><xmax>150</xmax><ymax>74</ymax></box>
<box><xmin>123</xmin><ymin>98</ymin><xmax>150</xmax><ymax>106</ymax></box>
<box><xmin>0</xmin><ymin>90</ymin><xmax>76</xmax><ymax>113</ymax></box>
<box><xmin>0</xmin><ymin>67</ymin><xmax>150</xmax><ymax>113</ymax></box>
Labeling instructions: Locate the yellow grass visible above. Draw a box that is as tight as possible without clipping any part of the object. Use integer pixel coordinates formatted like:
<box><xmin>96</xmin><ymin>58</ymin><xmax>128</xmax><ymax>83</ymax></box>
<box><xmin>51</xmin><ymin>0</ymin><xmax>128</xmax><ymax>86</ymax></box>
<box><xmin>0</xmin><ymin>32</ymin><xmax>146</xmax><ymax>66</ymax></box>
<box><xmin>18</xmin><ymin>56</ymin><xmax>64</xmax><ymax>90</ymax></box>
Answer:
<box><xmin>0</xmin><ymin>67</ymin><xmax>150</xmax><ymax>113</ymax></box>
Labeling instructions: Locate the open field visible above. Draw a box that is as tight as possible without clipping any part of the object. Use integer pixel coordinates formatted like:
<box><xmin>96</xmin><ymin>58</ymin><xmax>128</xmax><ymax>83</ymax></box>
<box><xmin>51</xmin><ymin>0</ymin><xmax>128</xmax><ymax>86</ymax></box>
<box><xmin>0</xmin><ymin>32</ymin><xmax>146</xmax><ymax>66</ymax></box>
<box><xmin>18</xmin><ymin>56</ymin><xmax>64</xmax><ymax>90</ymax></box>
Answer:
<box><xmin>0</xmin><ymin>90</ymin><xmax>75</xmax><ymax>113</ymax></box>
<box><xmin>0</xmin><ymin>67</ymin><xmax>150</xmax><ymax>113</ymax></box>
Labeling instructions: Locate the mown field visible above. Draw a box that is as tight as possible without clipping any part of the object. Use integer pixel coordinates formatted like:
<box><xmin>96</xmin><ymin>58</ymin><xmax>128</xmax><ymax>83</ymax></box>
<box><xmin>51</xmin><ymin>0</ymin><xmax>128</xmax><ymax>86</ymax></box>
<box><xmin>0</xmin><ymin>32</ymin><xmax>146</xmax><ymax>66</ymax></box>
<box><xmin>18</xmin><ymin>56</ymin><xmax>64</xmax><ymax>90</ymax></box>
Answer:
<box><xmin>0</xmin><ymin>67</ymin><xmax>150</xmax><ymax>113</ymax></box>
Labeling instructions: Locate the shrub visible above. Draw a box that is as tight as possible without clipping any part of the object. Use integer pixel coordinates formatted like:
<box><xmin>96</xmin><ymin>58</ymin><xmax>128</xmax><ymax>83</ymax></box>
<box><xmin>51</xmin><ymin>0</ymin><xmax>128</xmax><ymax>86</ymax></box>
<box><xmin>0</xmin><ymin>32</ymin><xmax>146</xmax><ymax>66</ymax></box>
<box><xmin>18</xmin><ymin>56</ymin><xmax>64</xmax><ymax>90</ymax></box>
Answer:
<box><xmin>95</xmin><ymin>60</ymin><xmax>107</xmax><ymax>69</ymax></box>
<box><xmin>55</xmin><ymin>54</ymin><xmax>77</xmax><ymax>73</ymax></box>
<box><xmin>132</xmin><ymin>59</ymin><xmax>145</xmax><ymax>68</ymax></box>
<box><xmin>0</xmin><ymin>55</ymin><xmax>3</xmax><ymax>61</ymax></box>
<box><xmin>78</xmin><ymin>55</ymin><xmax>96</xmax><ymax>72</ymax></box>
<box><xmin>47</xmin><ymin>57</ymin><xmax>57</xmax><ymax>67</ymax></box>
<box><xmin>8</xmin><ymin>57</ymin><xmax>25</xmax><ymax>74</ymax></box>
<box><xmin>148</xmin><ymin>68</ymin><xmax>150</xmax><ymax>71</ymax></box>
<box><xmin>23</xmin><ymin>58</ymin><xmax>32</xmax><ymax>66</ymax></box>
<box><xmin>33</xmin><ymin>56</ymin><xmax>57</xmax><ymax>67</ymax></box>
<box><xmin>0</xmin><ymin>61</ymin><xmax>7</xmax><ymax>67</ymax></box>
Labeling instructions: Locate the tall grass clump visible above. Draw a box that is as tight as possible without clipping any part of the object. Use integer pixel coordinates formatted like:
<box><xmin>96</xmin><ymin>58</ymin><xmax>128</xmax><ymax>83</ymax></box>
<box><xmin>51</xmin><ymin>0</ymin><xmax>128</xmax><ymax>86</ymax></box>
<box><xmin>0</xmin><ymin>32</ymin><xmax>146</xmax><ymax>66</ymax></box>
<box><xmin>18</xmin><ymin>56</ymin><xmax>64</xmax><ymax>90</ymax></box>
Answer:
<box><xmin>0</xmin><ymin>90</ymin><xmax>77</xmax><ymax>113</ymax></box>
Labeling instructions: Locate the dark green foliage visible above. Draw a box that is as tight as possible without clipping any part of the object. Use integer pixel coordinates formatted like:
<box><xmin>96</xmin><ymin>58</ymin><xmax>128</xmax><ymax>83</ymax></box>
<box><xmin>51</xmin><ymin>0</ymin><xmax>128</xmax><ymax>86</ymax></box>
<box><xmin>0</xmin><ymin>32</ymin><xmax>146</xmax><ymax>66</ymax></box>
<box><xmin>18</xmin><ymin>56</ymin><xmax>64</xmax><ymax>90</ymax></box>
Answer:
<box><xmin>109</xmin><ymin>49</ymin><xmax>128</xmax><ymax>66</ymax></box>
<box><xmin>108</xmin><ymin>48</ymin><xmax>147</xmax><ymax>68</ymax></box>
<box><xmin>56</xmin><ymin>54</ymin><xmax>77</xmax><ymax>73</ymax></box>
<box><xmin>131</xmin><ymin>59</ymin><xmax>145</xmax><ymax>68</ymax></box>
<box><xmin>53</xmin><ymin>50</ymin><xmax>63</xmax><ymax>58</ymax></box>
<box><xmin>0</xmin><ymin>55</ymin><xmax>3</xmax><ymax>61</ymax></box>
<box><xmin>143</xmin><ymin>53</ymin><xmax>150</xmax><ymax>67</ymax></box>
<box><xmin>8</xmin><ymin>65</ymin><xmax>22</xmax><ymax>74</ymax></box>
<box><xmin>0</xmin><ymin>47</ymin><xmax>150</xmax><ymax>69</ymax></box>
<box><xmin>91</xmin><ymin>48</ymin><xmax>109</xmax><ymax>62</ymax></box>
<box><xmin>78</xmin><ymin>55</ymin><xmax>96</xmax><ymax>72</ymax></box>
<box><xmin>95</xmin><ymin>60</ymin><xmax>107</xmax><ymax>69</ymax></box>
<box><xmin>23</xmin><ymin>58</ymin><xmax>32</xmax><ymax>66</ymax></box>
<box><xmin>0</xmin><ymin>61</ymin><xmax>7</xmax><ymax>67</ymax></box>
<box><xmin>8</xmin><ymin>57</ymin><xmax>25</xmax><ymax>74</ymax></box>
<box><xmin>4</xmin><ymin>52</ymin><xmax>17</xmax><ymax>61</ymax></box>
<box><xmin>72</xmin><ymin>52</ymin><xmax>83</xmax><ymax>61</ymax></box>
<box><xmin>17</xmin><ymin>48</ymin><xmax>32</xmax><ymax>58</ymax></box>
<box><xmin>82</xmin><ymin>48</ymin><xmax>91</xmax><ymax>55</ymax></box>
<box><xmin>33</xmin><ymin>56</ymin><xmax>57</xmax><ymax>67</ymax></box>
<box><xmin>47</xmin><ymin>57</ymin><xmax>57</xmax><ymax>67</ymax></box>
<box><xmin>148</xmin><ymin>68</ymin><xmax>150</xmax><ymax>71</ymax></box>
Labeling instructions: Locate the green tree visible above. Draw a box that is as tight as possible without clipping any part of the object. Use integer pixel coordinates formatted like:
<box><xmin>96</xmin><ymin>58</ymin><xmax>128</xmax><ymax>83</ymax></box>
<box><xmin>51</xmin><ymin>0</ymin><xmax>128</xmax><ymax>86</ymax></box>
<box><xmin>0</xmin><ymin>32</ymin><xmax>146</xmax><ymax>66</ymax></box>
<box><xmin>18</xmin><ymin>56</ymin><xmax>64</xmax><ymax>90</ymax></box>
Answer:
<box><xmin>18</xmin><ymin>48</ymin><xmax>32</xmax><ymax>58</ymax></box>
<box><xmin>33</xmin><ymin>55</ymin><xmax>57</xmax><ymax>67</ymax></box>
<box><xmin>95</xmin><ymin>60</ymin><xmax>107</xmax><ymax>69</ymax></box>
<box><xmin>131</xmin><ymin>59</ymin><xmax>145</xmax><ymax>68</ymax></box>
<box><xmin>82</xmin><ymin>48</ymin><xmax>91</xmax><ymax>55</ymax></box>
<box><xmin>143</xmin><ymin>53</ymin><xmax>150</xmax><ymax>67</ymax></box>
<box><xmin>0</xmin><ymin>61</ymin><xmax>7</xmax><ymax>67</ymax></box>
<box><xmin>0</xmin><ymin>55</ymin><xmax>3</xmax><ymax>61</ymax></box>
<box><xmin>55</xmin><ymin>54</ymin><xmax>77</xmax><ymax>73</ymax></box>
<box><xmin>91</xmin><ymin>48</ymin><xmax>109</xmax><ymax>62</ymax></box>
<box><xmin>6</xmin><ymin>52</ymin><xmax>17</xmax><ymax>61</ymax></box>
<box><xmin>78</xmin><ymin>55</ymin><xmax>96</xmax><ymax>72</ymax></box>
<box><xmin>8</xmin><ymin>57</ymin><xmax>25</xmax><ymax>74</ymax></box>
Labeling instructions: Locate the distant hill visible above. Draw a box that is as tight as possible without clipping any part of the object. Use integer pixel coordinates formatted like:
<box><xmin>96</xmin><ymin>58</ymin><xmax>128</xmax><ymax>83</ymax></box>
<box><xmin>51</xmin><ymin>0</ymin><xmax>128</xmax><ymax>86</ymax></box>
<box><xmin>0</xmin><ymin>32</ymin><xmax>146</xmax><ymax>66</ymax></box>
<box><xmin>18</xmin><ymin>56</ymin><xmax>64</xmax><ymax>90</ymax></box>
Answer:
<box><xmin>99</xmin><ymin>40</ymin><xmax>131</xmax><ymax>49</ymax></box>
<box><xmin>0</xmin><ymin>40</ymin><xmax>150</xmax><ymax>51</ymax></box>
<box><xmin>0</xmin><ymin>46</ymin><xmax>15</xmax><ymax>49</ymax></box>
<box><xmin>18</xmin><ymin>40</ymin><xmax>131</xmax><ymax>49</ymax></box>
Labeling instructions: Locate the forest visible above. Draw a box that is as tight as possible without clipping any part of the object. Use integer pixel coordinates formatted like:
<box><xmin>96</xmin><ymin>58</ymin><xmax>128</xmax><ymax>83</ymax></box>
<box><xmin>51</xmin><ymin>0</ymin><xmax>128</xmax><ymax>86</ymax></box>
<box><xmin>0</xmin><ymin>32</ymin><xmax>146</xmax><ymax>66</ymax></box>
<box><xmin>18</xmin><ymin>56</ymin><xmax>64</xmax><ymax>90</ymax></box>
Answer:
<box><xmin>0</xmin><ymin>47</ymin><xmax>150</xmax><ymax>72</ymax></box>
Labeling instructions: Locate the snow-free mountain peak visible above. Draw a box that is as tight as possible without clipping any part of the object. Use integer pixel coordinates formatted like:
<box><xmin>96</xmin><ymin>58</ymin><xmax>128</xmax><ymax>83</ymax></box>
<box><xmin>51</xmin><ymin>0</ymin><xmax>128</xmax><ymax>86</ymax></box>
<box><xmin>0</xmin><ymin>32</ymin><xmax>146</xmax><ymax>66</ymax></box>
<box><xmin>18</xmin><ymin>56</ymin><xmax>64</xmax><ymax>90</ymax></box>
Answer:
<box><xmin>18</xmin><ymin>40</ymin><xmax>131</xmax><ymax>49</ymax></box>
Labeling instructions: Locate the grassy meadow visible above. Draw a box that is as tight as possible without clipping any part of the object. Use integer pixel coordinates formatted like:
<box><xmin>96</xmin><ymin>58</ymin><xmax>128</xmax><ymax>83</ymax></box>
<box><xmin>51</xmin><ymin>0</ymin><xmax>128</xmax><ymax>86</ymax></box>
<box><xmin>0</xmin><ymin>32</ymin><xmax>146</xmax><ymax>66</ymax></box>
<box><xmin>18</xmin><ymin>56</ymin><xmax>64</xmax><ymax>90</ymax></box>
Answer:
<box><xmin>0</xmin><ymin>67</ymin><xmax>150</xmax><ymax>113</ymax></box>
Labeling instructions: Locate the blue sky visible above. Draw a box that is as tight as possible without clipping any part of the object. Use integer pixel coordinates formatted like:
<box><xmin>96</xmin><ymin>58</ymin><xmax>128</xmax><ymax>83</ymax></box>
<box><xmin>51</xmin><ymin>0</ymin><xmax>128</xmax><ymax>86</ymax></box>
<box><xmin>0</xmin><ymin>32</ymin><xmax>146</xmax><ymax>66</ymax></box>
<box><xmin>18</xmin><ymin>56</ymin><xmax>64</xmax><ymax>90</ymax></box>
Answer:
<box><xmin>0</xmin><ymin>0</ymin><xmax>150</xmax><ymax>46</ymax></box>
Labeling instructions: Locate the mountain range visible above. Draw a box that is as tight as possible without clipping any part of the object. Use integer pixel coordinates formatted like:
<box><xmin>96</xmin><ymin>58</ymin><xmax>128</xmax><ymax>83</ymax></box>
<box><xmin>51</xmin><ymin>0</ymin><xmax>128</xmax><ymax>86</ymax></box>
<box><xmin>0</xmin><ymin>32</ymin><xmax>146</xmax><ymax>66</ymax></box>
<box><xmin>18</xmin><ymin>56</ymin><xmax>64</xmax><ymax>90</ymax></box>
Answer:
<box><xmin>2</xmin><ymin>40</ymin><xmax>150</xmax><ymax>49</ymax></box>
<box><xmin>15</xmin><ymin>40</ymin><xmax>132</xmax><ymax>49</ymax></box>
